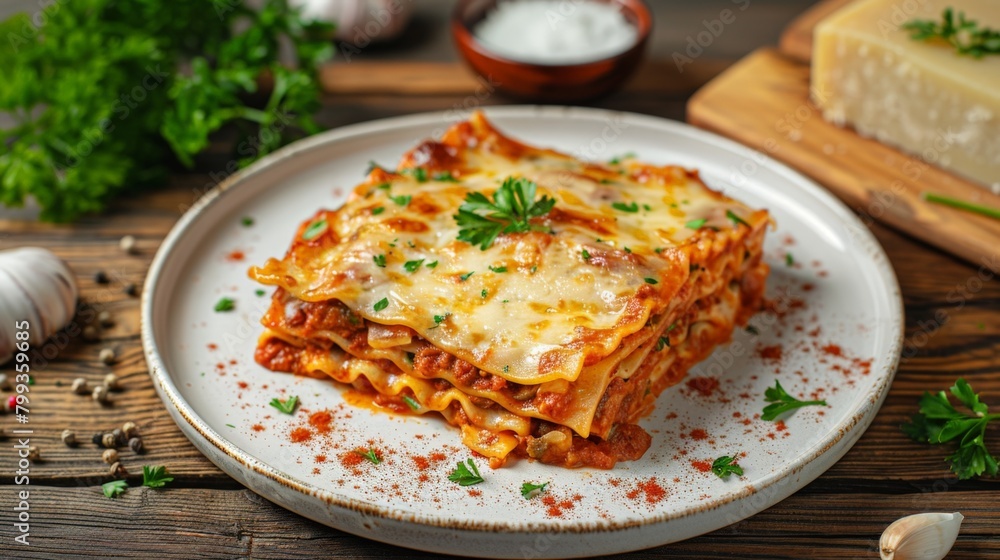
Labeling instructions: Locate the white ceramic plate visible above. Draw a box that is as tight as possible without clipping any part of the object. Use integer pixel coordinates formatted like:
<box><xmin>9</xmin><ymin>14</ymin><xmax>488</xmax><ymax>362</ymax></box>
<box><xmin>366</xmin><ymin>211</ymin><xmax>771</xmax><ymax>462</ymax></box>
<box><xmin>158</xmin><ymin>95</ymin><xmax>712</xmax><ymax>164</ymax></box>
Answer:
<box><xmin>141</xmin><ymin>106</ymin><xmax>903</xmax><ymax>558</ymax></box>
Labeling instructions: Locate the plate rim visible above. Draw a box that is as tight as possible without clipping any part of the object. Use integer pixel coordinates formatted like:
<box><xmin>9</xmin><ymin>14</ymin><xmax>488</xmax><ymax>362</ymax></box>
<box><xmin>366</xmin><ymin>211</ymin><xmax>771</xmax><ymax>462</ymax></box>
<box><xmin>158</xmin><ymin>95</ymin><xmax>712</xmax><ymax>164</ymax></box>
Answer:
<box><xmin>141</xmin><ymin>105</ymin><xmax>904</xmax><ymax>537</ymax></box>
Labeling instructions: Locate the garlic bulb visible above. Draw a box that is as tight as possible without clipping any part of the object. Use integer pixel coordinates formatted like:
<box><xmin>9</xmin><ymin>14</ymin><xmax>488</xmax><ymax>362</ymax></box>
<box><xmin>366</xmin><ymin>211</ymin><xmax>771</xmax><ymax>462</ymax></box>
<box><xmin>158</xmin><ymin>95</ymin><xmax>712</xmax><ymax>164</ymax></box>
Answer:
<box><xmin>880</xmin><ymin>512</ymin><xmax>964</xmax><ymax>560</ymax></box>
<box><xmin>0</xmin><ymin>248</ymin><xmax>78</xmax><ymax>365</ymax></box>
<box><xmin>290</xmin><ymin>0</ymin><xmax>413</xmax><ymax>42</ymax></box>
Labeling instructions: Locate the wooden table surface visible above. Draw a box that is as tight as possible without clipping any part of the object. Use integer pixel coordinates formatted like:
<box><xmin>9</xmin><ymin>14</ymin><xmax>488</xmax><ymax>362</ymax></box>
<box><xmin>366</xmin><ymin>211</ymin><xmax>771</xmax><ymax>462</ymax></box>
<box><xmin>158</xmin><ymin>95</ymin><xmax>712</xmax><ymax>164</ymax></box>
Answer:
<box><xmin>3</xmin><ymin>3</ymin><xmax>1000</xmax><ymax>558</ymax></box>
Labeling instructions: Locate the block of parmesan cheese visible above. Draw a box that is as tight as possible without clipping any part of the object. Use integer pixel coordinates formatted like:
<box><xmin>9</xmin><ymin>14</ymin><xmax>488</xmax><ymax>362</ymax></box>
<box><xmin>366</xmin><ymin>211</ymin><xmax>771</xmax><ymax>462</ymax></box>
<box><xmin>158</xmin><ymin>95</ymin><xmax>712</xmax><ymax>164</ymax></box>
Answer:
<box><xmin>812</xmin><ymin>0</ymin><xmax>1000</xmax><ymax>192</ymax></box>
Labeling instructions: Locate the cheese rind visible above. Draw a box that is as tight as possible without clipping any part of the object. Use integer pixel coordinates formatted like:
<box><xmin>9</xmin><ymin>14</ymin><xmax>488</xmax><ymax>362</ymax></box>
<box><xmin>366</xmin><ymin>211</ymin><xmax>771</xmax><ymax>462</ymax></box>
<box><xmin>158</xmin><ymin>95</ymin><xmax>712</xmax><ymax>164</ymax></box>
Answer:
<box><xmin>812</xmin><ymin>0</ymin><xmax>1000</xmax><ymax>191</ymax></box>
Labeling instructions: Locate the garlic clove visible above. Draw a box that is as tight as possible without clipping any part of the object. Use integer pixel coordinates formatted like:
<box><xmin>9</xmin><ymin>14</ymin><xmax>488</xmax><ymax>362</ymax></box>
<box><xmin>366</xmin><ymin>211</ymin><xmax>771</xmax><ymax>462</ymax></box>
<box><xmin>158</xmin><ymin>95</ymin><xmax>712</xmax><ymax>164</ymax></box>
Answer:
<box><xmin>880</xmin><ymin>512</ymin><xmax>964</xmax><ymax>560</ymax></box>
<box><xmin>0</xmin><ymin>247</ymin><xmax>78</xmax><ymax>364</ymax></box>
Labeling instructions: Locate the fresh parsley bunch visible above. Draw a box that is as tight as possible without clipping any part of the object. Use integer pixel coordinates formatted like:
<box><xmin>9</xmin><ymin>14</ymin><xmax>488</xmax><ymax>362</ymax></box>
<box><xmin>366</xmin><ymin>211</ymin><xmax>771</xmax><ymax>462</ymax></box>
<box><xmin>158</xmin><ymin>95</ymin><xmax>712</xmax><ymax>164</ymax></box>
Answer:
<box><xmin>0</xmin><ymin>0</ymin><xmax>333</xmax><ymax>222</ymax></box>
<box><xmin>902</xmin><ymin>378</ymin><xmax>999</xmax><ymax>480</ymax></box>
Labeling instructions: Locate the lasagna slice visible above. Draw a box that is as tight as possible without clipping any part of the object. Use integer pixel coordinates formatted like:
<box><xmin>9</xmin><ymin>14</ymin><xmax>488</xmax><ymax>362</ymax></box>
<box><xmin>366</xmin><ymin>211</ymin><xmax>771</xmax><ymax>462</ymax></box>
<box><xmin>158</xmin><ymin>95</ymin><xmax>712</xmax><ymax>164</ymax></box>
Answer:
<box><xmin>249</xmin><ymin>112</ymin><xmax>770</xmax><ymax>469</ymax></box>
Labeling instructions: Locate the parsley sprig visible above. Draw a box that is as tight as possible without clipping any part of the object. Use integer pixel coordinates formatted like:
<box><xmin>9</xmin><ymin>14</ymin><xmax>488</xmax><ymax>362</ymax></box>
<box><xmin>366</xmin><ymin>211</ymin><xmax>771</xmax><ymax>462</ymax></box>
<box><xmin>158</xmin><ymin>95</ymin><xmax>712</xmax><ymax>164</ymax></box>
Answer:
<box><xmin>761</xmin><ymin>381</ymin><xmax>826</xmax><ymax>421</ymax></box>
<box><xmin>356</xmin><ymin>447</ymin><xmax>382</xmax><ymax>465</ymax></box>
<box><xmin>448</xmin><ymin>459</ymin><xmax>485</xmax><ymax>486</ymax></box>
<box><xmin>142</xmin><ymin>465</ymin><xmax>174</xmax><ymax>489</ymax></box>
<box><xmin>711</xmin><ymin>455</ymin><xmax>744</xmax><ymax>479</ymax></box>
<box><xmin>102</xmin><ymin>480</ymin><xmax>128</xmax><ymax>498</ymax></box>
<box><xmin>454</xmin><ymin>177</ymin><xmax>555</xmax><ymax>250</ymax></box>
<box><xmin>904</xmin><ymin>8</ymin><xmax>1000</xmax><ymax>58</ymax></box>
<box><xmin>902</xmin><ymin>378</ymin><xmax>1000</xmax><ymax>479</ymax></box>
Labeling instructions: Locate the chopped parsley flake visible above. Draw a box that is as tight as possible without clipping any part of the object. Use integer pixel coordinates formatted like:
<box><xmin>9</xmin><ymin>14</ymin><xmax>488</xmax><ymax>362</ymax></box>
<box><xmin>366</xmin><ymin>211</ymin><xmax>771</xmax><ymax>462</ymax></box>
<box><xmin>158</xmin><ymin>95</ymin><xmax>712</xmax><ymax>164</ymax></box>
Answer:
<box><xmin>391</xmin><ymin>194</ymin><xmax>411</xmax><ymax>206</ymax></box>
<box><xmin>433</xmin><ymin>171</ymin><xmax>459</xmax><ymax>182</ymax></box>
<box><xmin>712</xmin><ymin>455</ymin><xmax>744</xmax><ymax>479</ymax></box>
<box><xmin>521</xmin><ymin>481</ymin><xmax>549</xmax><ymax>499</ymax></box>
<box><xmin>745</xmin><ymin>325</ymin><xmax>760</xmax><ymax>335</ymax></box>
<box><xmin>726</xmin><ymin>210</ymin><xmax>750</xmax><ymax>227</ymax></box>
<box><xmin>404</xmin><ymin>259</ymin><xmax>425</xmax><ymax>272</ymax></box>
<box><xmin>654</xmin><ymin>247</ymin><xmax>664</xmax><ymax>254</ymax></box>
<box><xmin>405</xmin><ymin>167</ymin><xmax>428</xmax><ymax>182</ymax></box>
<box><xmin>255</xmin><ymin>289</ymin><xmax>266</xmax><ymax>297</ymax></box>
<box><xmin>612</xmin><ymin>201</ymin><xmax>639</xmax><ymax>213</ymax></box>
<box><xmin>460</xmin><ymin>271</ymin><xmax>475</xmax><ymax>281</ymax></box>
<box><xmin>608</xmin><ymin>152</ymin><xmax>636</xmax><ymax>164</ymax></box>
<box><xmin>402</xmin><ymin>395</ymin><xmax>420</xmax><ymax>411</ymax></box>
<box><xmin>377</xmin><ymin>182</ymin><xmax>392</xmax><ymax>190</ymax></box>
<box><xmin>269</xmin><ymin>395</ymin><xmax>299</xmax><ymax>414</ymax></box>
<box><xmin>489</xmin><ymin>265</ymin><xmax>507</xmax><ymax>273</ymax></box>
<box><xmin>241</xmin><ymin>216</ymin><xmax>254</xmax><ymax>227</ymax></box>
<box><xmin>481</xmin><ymin>289</ymin><xmax>488</xmax><ymax>298</ymax></box>
<box><xmin>644</xmin><ymin>277</ymin><xmax>658</xmax><ymax>284</ymax></box>
<box><xmin>642</xmin><ymin>204</ymin><xmax>652</xmax><ymax>211</ymax></box>
<box><xmin>685</xmin><ymin>218</ymin><xmax>707</xmax><ymax>230</ymax></box>
<box><xmin>372</xmin><ymin>206</ymin><xmax>385</xmax><ymax>215</ymax></box>
<box><xmin>214</xmin><ymin>297</ymin><xmax>235</xmax><ymax>312</ymax></box>
<box><xmin>426</xmin><ymin>260</ymin><xmax>438</xmax><ymax>268</ymax></box>
<box><xmin>302</xmin><ymin>219</ymin><xmax>328</xmax><ymax>240</ymax></box>
<box><xmin>785</xmin><ymin>253</ymin><xmax>795</xmax><ymax>267</ymax></box>
<box><xmin>448</xmin><ymin>459</ymin><xmax>484</xmax><ymax>486</ymax></box>
<box><xmin>656</xmin><ymin>336</ymin><xmax>670</xmax><ymax>351</ymax></box>
<box><xmin>373</xmin><ymin>298</ymin><xmax>389</xmax><ymax>312</ymax></box>
<box><xmin>624</xmin><ymin>247</ymin><xmax>631</xmax><ymax>253</ymax></box>
<box><xmin>373</xmin><ymin>254</ymin><xmax>386</xmax><ymax>267</ymax></box>
<box><xmin>357</xmin><ymin>447</ymin><xmax>382</xmax><ymax>465</ymax></box>
<box><xmin>582</xmin><ymin>249</ymin><xmax>591</xmax><ymax>260</ymax></box>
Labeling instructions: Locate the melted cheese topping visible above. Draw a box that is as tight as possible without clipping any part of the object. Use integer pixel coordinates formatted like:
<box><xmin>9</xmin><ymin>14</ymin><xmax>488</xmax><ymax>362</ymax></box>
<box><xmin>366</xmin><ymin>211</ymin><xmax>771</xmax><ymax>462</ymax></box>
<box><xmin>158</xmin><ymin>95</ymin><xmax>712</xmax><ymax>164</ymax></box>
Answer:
<box><xmin>250</xmin><ymin>112</ymin><xmax>768</xmax><ymax>386</ymax></box>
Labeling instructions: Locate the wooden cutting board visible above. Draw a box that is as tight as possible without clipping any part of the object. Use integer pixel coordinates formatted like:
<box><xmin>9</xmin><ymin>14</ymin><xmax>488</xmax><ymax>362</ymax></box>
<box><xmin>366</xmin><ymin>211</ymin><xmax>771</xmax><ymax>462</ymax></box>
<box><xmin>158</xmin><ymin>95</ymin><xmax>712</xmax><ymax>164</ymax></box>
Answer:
<box><xmin>687</xmin><ymin>2</ymin><xmax>1000</xmax><ymax>273</ymax></box>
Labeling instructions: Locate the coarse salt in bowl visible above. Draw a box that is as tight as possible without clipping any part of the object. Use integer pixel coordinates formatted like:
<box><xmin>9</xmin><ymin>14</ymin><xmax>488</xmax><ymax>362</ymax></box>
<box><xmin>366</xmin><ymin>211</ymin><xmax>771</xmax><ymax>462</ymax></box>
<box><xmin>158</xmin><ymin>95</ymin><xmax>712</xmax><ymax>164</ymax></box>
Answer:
<box><xmin>452</xmin><ymin>0</ymin><xmax>652</xmax><ymax>101</ymax></box>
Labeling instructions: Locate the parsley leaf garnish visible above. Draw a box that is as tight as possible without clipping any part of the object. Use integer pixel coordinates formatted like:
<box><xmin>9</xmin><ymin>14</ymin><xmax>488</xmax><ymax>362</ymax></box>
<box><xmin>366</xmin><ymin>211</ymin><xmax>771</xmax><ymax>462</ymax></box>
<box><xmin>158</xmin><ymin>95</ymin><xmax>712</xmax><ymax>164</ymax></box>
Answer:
<box><xmin>644</xmin><ymin>277</ymin><xmax>658</xmax><ymax>285</ymax></box>
<box><xmin>785</xmin><ymin>253</ymin><xmax>795</xmax><ymax>267</ymax></box>
<box><xmin>357</xmin><ymin>447</ymin><xmax>382</xmax><ymax>465</ymax></box>
<box><xmin>656</xmin><ymin>336</ymin><xmax>670</xmax><ymax>351</ymax></box>
<box><xmin>582</xmin><ymin>249</ymin><xmax>591</xmax><ymax>260</ymax></box>
<box><xmin>685</xmin><ymin>218</ymin><xmax>707</xmax><ymax>230</ymax></box>
<box><xmin>391</xmin><ymin>194</ymin><xmax>411</xmax><ymax>207</ymax></box>
<box><xmin>373</xmin><ymin>254</ymin><xmax>386</xmax><ymax>267</ymax></box>
<box><xmin>904</xmin><ymin>8</ymin><xmax>1000</xmax><ymax>58</ymax></box>
<box><xmin>373</xmin><ymin>298</ymin><xmax>389</xmax><ymax>312</ymax></box>
<box><xmin>460</xmin><ymin>271</ymin><xmax>475</xmax><ymax>281</ymax></box>
<box><xmin>269</xmin><ymin>395</ymin><xmax>299</xmax><ymax>415</ymax></box>
<box><xmin>761</xmin><ymin>381</ymin><xmax>827</xmax><ymax>421</ymax></box>
<box><xmin>303</xmin><ymin>219</ymin><xmax>328</xmax><ymax>240</ymax></box>
<box><xmin>241</xmin><ymin>216</ymin><xmax>254</xmax><ymax>227</ymax></box>
<box><xmin>521</xmin><ymin>481</ymin><xmax>549</xmax><ymax>499</ymax></box>
<box><xmin>214</xmin><ymin>297</ymin><xmax>235</xmax><ymax>312</ymax></box>
<box><xmin>102</xmin><ymin>480</ymin><xmax>128</xmax><ymax>498</ymax></box>
<box><xmin>901</xmin><ymin>378</ymin><xmax>1000</xmax><ymax>479</ymax></box>
<box><xmin>711</xmin><ymin>455</ymin><xmax>744</xmax><ymax>479</ymax></box>
<box><xmin>448</xmin><ymin>459</ymin><xmax>485</xmax><ymax>486</ymax></box>
<box><xmin>454</xmin><ymin>176</ymin><xmax>556</xmax><ymax>250</ymax></box>
<box><xmin>431</xmin><ymin>314</ymin><xmax>449</xmax><ymax>328</ymax></box>
<box><xmin>372</xmin><ymin>206</ymin><xmax>385</xmax><ymax>215</ymax></box>
<box><xmin>726</xmin><ymin>210</ymin><xmax>750</xmax><ymax>227</ymax></box>
<box><xmin>255</xmin><ymin>289</ymin><xmax>266</xmax><ymax>297</ymax></box>
<box><xmin>141</xmin><ymin>465</ymin><xmax>174</xmax><ymax>489</ymax></box>
<box><xmin>489</xmin><ymin>265</ymin><xmax>507</xmax><ymax>273</ymax></box>
<box><xmin>608</xmin><ymin>152</ymin><xmax>636</xmax><ymax>164</ymax></box>
<box><xmin>426</xmin><ymin>260</ymin><xmax>438</xmax><ymax>268</ymax></box>
<box><xmin>612</xmin><ymin>201</ymin><xmax>639</xmax><ymax>213</ymax></box>
<box><xmin>404</xmin><ymin>259</ymin><xmax>425</xmax><ymax>272</ymax></box>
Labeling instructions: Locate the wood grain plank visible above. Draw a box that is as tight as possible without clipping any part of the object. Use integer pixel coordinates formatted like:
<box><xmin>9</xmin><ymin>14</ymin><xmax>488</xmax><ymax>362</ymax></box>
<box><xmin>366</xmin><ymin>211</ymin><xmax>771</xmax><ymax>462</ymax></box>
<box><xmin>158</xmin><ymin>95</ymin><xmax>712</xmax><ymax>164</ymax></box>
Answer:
<box><xmin>778</xmin><ymin>0</ymin><xmax>853</xmax><ymax>63</ymax></box>
<box><xmin>687</xmin><ymin>48</ymin><xmax>1000</xmax><ymax>274</ymax></box>
<box><xmin>317</xmin><ymin>59</ymin><xmax>734</xmax><ymax>97</ymax></box>
<box><xmin>8</xmin><ymin>486</ymin><xmax>997</xmax><ymax>558</ymax></box>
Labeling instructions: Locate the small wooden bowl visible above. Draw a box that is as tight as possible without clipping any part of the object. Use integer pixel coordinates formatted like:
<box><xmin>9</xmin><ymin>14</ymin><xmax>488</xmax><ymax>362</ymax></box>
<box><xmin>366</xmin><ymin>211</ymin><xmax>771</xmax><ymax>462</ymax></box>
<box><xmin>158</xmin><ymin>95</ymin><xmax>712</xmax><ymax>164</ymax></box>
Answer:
<box><xmin>452</xmin><ymin>0</ymin><xmax>652</xmax><ymax>102</ymax></box>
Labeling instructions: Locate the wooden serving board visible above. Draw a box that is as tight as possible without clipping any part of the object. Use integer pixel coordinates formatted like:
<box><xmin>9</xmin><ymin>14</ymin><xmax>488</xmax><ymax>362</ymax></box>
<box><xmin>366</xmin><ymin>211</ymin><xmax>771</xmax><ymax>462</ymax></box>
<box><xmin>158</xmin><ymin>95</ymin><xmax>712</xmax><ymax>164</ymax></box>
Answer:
<box><xmin>688</xmin><ymin>6</ymin><xmax>1000</xmax><ymax>273</ymax></box>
